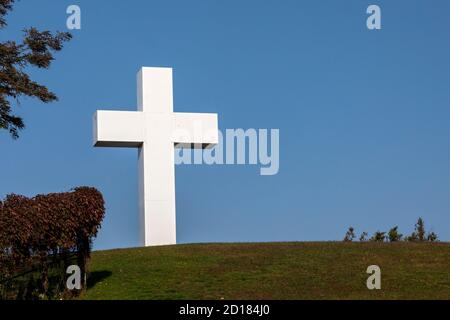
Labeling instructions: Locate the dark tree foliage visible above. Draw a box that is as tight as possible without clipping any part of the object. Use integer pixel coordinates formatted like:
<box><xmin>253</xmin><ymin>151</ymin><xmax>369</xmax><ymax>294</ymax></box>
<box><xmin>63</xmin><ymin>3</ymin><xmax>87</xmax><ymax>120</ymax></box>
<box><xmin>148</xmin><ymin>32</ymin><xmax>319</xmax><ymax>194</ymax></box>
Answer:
<box><xmin>343</xmin><ymin>226</ymin><xmax>355</xmax><ymax>242</ymax></box>
<box><xmin>387</xmin><ymin>226</ymin><xmax>402</xmax><ymax>242</ymax></box>
<box><xmin>407</xmin><ymin>217</ymin><xmax>438</xmax><ymax>242</ymax></box>
<box><xmin>0</xmin><ymin>0</ymin><xmax>72</xmax><ymax>139</ymax></box>
<box><xmin>359</xmin><ymin>232</ymin><xmax>368</xmax><ymax>242</ymax></box>
<box><xmin>370</xmin><ymin>231</ymin><xmax>386</xmax><ymax>242</ymax></box>
<box><xmin>427</xmin><ymin>231</ymin><xmax>438</xmax><ymax>242</ymax></box>
<box><xmin>0</xmin><ymin>187</ymin><xmax>105</xmax><ymax>299</ymax></box>
<box><xmin>415</xmin><ymin>217</ymin><xmax>426</xmax><ymax>242</ymax></box>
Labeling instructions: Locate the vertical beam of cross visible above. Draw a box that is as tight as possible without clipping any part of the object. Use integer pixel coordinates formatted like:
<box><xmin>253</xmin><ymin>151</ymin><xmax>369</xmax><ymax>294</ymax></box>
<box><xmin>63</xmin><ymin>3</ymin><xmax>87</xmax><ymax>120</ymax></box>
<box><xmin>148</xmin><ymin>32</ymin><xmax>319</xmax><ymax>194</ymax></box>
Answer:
<box><xmin>137</xmin><ymin>68</ymin><xmax>176</xmax><ymax>246</ymax></box>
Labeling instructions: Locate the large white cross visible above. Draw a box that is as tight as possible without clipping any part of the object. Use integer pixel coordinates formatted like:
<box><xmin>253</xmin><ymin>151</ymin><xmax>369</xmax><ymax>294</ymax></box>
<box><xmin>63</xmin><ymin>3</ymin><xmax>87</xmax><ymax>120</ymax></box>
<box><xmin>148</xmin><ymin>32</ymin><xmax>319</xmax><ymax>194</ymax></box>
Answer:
<box><xmin>93</xmin><ymin>67</ymin><xmax>218</xmax><ymax>247</ymax></box>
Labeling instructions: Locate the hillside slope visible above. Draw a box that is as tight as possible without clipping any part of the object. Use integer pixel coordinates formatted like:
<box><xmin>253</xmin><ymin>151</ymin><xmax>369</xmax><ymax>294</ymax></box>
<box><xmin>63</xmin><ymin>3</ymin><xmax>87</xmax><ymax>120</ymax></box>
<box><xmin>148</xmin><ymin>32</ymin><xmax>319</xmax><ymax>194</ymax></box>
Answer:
<box><xmin>83</xmin><ymin>242</ymin><xmax>450</xmax><ymax>300</ymax></box>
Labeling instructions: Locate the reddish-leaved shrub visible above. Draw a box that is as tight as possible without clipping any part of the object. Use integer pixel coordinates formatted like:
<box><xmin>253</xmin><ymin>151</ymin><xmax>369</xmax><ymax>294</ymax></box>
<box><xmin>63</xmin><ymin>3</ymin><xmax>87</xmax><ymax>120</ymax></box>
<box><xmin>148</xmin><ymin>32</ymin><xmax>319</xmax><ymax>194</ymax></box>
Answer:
<box><xmin>0</xmin><ymin>187</ymin><xmax>105</xmax><ymax>299</ymax></box>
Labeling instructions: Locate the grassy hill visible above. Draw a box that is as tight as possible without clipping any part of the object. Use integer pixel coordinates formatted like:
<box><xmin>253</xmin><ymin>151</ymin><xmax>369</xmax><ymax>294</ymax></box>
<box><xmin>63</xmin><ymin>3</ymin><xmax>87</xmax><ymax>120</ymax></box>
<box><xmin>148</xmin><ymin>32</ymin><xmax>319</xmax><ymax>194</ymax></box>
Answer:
<box><xmin>82</xmin><ymin>242</ymin><xmax>450</xmax><ymax>300</ymax></box>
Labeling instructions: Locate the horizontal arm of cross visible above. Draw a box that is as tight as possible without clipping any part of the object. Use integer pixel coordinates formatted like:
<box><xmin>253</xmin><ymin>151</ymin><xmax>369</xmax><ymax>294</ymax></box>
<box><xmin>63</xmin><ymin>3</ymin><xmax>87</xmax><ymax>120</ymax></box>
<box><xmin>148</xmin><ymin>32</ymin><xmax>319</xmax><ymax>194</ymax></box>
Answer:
<box><xmin>93</xmin><ymin>110</ymin><xmax>218</xmax><ymax>148</ymax></box>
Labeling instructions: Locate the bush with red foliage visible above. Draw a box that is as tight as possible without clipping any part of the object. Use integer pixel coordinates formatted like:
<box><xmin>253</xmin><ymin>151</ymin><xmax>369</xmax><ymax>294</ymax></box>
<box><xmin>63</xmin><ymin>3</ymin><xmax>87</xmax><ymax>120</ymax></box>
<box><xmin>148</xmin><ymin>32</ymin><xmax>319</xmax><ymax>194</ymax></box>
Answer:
<box><xmin>0</xmin><ymin>187</ymin><xmax>105</xmax><ymax>299</ymax></box>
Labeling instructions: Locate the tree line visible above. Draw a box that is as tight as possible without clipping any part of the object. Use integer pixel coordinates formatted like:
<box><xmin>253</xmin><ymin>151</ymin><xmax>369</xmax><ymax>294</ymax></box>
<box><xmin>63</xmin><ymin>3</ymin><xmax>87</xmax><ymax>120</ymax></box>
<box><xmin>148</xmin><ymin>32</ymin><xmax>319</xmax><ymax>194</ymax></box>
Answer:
<box><xmin>343</xmin><ymin>217</ymin><xmax>439</xmax><ymax>242</ymax></box>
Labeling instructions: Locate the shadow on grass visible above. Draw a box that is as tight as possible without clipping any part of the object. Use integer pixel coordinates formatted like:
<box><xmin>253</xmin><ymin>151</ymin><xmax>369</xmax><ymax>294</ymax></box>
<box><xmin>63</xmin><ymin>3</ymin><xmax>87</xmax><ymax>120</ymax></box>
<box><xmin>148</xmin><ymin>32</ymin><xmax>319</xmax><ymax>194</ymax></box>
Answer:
<box><xmin>87</xmin><ymin>271</ymin><xmax>112</xmax><ymax>289</ymax></box>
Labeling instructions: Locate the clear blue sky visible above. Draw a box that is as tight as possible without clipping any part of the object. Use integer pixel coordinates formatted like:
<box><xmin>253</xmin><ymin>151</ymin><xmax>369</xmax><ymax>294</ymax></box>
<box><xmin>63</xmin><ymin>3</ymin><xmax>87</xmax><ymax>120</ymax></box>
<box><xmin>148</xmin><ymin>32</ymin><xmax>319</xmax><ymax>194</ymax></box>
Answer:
<box><xmin>1</xmin><ymin>0</ymin><xmax>450</xmax><ymax>249</ymax></box>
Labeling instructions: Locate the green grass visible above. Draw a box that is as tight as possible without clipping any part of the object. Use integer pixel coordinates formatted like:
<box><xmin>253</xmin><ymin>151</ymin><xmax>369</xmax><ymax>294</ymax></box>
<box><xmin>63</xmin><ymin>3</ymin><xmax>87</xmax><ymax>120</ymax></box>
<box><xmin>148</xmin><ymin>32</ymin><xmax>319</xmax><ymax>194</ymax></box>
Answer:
<box><xmin>82</xmin><ymin>242</ymin><xmax>450</xmax><ymax>300</ymax></box>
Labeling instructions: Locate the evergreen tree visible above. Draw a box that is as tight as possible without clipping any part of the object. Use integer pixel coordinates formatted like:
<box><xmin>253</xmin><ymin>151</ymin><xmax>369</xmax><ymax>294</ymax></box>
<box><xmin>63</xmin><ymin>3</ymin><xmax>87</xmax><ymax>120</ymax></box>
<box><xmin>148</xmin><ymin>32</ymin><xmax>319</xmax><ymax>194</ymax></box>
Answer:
<box><xmin>415</xmin><ymin>218</ymin><xmax>426</xmax><ymax>242</ymax></box>
<box><xmin>388</xmin><ymin>226</ymin><xmax>403</xmax><ymax>242</ymax></box>
<box><xmin>343</xmin><ymin>227</ymin><xmax>356</xmax><ymax>242</ymax></box>
<box><xmin>359</xmin><ymin>232</ymin><xmax>368</xmax><ymax>242</ymax></box>
<box><xmin>370</xmin><ymin>231</ymin><xmax>386</xmax><ymax>242</ymax></box>
<box><xmin>0</xmin><ymin>0</ymin><xmax>72</xmax><ymax>138</ymax></box>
